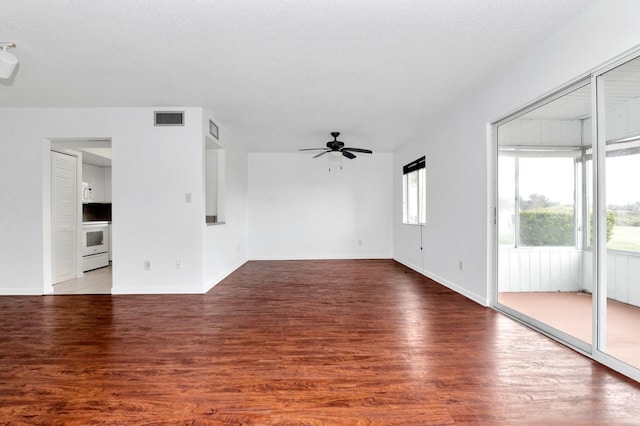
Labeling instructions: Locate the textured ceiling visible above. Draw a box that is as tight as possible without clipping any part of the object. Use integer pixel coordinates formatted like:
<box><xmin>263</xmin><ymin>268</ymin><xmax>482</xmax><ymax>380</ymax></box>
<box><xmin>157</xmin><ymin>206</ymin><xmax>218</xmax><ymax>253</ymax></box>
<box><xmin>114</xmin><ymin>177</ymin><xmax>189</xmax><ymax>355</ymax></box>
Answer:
<box><xmin>1</xmin><ymin>0</ymin><xmax>598</xmax><ymax>152</ymax></box>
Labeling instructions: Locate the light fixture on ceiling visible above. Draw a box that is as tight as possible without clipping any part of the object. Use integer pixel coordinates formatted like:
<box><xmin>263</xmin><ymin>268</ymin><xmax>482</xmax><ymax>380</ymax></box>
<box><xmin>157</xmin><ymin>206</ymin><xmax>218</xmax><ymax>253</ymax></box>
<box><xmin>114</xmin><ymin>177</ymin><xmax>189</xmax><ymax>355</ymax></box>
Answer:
<box><xmin>0</xmin><ymin>42</ymin><xmax>18</xmax><ymax>79</ymax></box>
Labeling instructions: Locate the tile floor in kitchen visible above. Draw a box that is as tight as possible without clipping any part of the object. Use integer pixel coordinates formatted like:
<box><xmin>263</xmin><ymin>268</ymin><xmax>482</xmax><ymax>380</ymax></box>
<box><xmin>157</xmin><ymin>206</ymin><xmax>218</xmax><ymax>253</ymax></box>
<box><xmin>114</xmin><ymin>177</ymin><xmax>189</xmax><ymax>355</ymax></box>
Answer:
<box><xmin>53</xmin><ymin>265</ymin><xmax>112</xmax><ymax>295</ymax></box>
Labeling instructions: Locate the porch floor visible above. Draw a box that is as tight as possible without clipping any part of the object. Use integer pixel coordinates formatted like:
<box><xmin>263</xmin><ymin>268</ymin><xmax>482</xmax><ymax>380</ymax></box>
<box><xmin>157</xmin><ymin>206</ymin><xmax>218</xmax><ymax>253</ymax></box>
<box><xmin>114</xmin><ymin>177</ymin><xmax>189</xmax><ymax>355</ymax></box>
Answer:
<box><xmin>499</xmin><ymin>292</ymin><xmax>640</xmax><ymax>369</ymax></box>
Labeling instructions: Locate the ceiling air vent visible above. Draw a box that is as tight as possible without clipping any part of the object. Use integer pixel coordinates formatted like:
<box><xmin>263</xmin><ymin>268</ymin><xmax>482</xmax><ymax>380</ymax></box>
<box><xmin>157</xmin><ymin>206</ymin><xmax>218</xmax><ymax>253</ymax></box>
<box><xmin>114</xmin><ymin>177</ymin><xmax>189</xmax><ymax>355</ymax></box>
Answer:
<box><xmin>154</xmin><ymin>111</ymin><xmax>184</xmax><ymax>126</ymax></box>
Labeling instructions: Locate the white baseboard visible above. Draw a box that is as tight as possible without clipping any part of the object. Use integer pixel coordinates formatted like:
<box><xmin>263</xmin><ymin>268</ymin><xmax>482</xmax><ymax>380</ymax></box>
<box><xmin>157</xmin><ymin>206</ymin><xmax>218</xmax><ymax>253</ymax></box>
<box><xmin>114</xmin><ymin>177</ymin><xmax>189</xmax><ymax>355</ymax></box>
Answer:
<box><xmin>203</xmin><ymin>258</ymin><xmax>248</xmax><ymax>293</ymax></box>
<box><xmin>393</xmin><ymin>257</ymin><xmax>488</xmax><ymax>307</ymax></box>
<box><xmin>248</xmin><ymin>254</ymin><xmax>392</xmax><ymax>261</ymax></box>
<box><xmin>0</xmin><ymin>288</ymin><xmax>43</xmax><ymax>296</ymax></box>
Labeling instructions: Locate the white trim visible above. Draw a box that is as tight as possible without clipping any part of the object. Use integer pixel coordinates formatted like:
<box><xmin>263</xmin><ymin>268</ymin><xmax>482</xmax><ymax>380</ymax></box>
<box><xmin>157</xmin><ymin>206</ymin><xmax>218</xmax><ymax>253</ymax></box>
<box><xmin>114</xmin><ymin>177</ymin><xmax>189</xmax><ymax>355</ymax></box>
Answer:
<box><xmin>492</xmin><ymin>77</ymin><xmax>591</xmax><ymax>127</ymax></box>
<box><xmin>487</xmin><ymin>122</ymin><xmax>497</xmax><ymax>306</ymax></box>
<box><xmin>249</xmin><ymin>255</ymin><xmax>392</xmax><ymax>261</ymax></box>
<box><xmin>593</xmin><ymin>71</ymin><xmax>606</xmax><ymax>354</ymax></box>
<box><xmin>590</xmin><ymin>43</ymin><xmax>640</xmax><ymax>79</ymax></box>
<box><xmin>0</xmin><ymin>288</ymin><xmax>43</xmax><ymax>296</ymax></box>
<box><xmin>393</xmin><ymin>256</ymin><xmax>488</xmax><ymax>307</ymax></box>
<box><xmin>592</xmin><ymin>350</ymin><xmax>640</xmax><ymax>383</ymax></box>
<box><xmin>494</xmin><ymin>301</ymin><xmax>592</xmax><ymax>355</ymax></box>
<box><xmin>203</xmin><ymin>258</ymin><xmax>247</xmax><ymax>293</ymax></box>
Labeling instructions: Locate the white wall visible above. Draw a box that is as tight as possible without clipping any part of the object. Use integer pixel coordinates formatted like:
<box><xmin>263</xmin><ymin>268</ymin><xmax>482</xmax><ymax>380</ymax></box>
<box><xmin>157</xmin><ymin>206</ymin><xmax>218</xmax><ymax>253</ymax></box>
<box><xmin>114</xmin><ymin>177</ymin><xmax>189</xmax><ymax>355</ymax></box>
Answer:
<box><xmin>0</xmin><ymin>107</ymin><xmax>248</xmax><ymax>295</ymax></box>
<box><xmin>393</xmin><ymin>102</ymin><xmax>489</xmax><ymax>304</ymax></box>
<box><xmin>393</xmin><ymin>0</ymin><xmax>640</xmax><ymax>306</ymax></box>
<box><xmin>112</xmin><ymin>108</ymin><xmax>204</xmax><ymax>294</ymax></box>
<box><xmin>0</xmin><ymin>111</ymin><xmax>46</xmax><ymax>295</ymax></box>
<box><xmin>248</xmin><ymin>153</ymin><xmax>393</xmax><ymax>260</ymax></box>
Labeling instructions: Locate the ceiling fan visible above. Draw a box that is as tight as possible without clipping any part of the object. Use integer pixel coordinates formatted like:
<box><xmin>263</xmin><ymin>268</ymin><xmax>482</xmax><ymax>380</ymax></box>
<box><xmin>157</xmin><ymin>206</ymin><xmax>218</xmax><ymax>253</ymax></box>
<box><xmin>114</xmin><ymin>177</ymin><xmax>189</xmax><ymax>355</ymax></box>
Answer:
<box><xmin>300</xmin><ymin>132</ymin><xmax>373</xmax><ymax>159</ymax></box>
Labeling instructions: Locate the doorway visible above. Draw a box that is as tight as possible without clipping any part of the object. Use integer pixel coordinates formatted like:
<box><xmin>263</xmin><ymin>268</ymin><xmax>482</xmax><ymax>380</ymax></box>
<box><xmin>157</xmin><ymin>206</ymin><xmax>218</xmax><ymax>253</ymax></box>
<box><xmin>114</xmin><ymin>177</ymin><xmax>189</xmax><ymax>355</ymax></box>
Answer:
<box><xmin>49</xmin><ymin>139</ymin><xmax>113</xmax><ymax>295</ymax></box>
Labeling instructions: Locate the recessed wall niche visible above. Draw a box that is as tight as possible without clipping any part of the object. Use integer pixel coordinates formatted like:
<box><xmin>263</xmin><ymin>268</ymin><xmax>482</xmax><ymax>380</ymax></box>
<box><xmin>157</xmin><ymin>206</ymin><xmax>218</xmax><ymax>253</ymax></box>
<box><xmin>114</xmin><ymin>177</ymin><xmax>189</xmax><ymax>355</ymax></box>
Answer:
<box><xmin>205</xmin><ymin>136</ymin><xmax>225</xmax><ymax>225</ymax></box>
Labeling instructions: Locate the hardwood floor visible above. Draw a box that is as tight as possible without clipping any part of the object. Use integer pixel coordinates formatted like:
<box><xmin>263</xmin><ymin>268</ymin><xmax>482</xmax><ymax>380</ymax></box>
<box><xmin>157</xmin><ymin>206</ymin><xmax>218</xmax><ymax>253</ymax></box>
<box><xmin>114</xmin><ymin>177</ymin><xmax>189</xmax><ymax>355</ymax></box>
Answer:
<box><xmin>1</xmin><ymin>259</ymin><xmax>640</xmax><ymax>424</ymax></box>
<box><xmin>500</xmin><ymin>291</ymin><xmax>640</xmax><ymax>369</ymax></box>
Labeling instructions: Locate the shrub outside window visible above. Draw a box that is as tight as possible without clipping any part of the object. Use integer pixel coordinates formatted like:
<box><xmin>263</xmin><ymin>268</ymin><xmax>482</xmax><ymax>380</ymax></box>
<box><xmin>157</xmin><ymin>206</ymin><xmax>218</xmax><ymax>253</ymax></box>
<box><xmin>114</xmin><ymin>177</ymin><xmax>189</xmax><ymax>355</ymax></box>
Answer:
<box><xmin>499</xmin><ymin>153</ymin><xmax>578</xmax><ymax>248</ymax></box>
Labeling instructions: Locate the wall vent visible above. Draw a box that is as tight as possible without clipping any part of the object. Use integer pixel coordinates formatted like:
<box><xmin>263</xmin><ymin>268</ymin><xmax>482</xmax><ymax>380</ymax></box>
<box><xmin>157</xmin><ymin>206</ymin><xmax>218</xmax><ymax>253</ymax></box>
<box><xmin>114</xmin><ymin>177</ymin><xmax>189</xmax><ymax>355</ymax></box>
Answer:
<box><xmin>209</xmin><ymin>120</ymin><xmax>219</xmax><ymax>139</ymax></box>
<box><xmin>154</xmin><ymin>111</ymin><xmax>184</xmax><ymax>126</ymax></box>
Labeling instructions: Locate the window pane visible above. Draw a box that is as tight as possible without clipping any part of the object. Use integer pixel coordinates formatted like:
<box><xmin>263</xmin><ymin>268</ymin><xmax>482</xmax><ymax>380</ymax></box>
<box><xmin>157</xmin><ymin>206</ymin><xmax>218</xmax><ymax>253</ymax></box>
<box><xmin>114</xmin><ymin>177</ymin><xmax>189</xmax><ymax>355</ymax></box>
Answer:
<box><xmin>601</xmin><ymin>54</ymin><xmax>640</xmax><ymax>369</ymax></box>
<box><xmin>403</xmin><ymin>161</ymin><xmax>426</xmax><ymax>225</ymax></box>
<box><xmin>518</xmin><ymin>157</ymin><xmax>575</xmax><ymax>247</ymax></box>
<box><xmin>418</xmin><ymin>168</ymin><xmax>426</xmax><ymax>224</ymax></box>
<box><xmin>497</xmin><ymin>81</ymin><xmax>593</xmax><ymax>350</ymax></box>
<box><xmin>402</xmin><ymin>174</ymin><xmax>408</xmax><ymax>223</ymax></box>
<box><xmin>606</xmin><ymin>153</ymin><xmax>640</xmax><ymax>252</ymax></box>
<box><xmin>407</xmin><ymin>170</ymin><xmax>419</xmax><ymax>223</ymax></box>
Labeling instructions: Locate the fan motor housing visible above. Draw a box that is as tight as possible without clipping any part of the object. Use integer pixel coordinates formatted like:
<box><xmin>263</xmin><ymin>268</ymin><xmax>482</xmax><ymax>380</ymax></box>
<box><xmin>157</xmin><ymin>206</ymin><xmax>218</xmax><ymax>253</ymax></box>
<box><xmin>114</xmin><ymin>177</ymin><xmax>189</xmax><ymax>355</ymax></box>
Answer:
<box><xmin>327</xmin><ymin>141</ymin><xmax>344</xmax><ymax>150</ymax></box>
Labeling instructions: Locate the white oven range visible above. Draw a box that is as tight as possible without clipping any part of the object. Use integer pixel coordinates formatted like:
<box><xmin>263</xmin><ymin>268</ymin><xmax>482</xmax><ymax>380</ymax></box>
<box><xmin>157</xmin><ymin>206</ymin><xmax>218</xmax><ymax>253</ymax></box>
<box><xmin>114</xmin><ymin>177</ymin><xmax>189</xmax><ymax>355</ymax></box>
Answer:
<box><xmin>82</xmin><ymin>221</ymin><xmax>110</xmax><ymax>271</ymax></box>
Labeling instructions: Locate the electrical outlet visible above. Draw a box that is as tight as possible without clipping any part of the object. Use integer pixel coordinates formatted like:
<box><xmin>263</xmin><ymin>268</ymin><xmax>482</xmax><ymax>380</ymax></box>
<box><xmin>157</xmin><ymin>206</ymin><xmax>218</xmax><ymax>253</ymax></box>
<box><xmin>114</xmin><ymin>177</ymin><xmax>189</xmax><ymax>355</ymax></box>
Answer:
<box><xmin>185</xmin><ymin>193</ymin><xmax>192</xmax><ymax>203</ymax></box>
<box><xmin>144</xmin><ymin>260</ymin><xmax>152</xmax><ymax>270</ymax></box>
<box><xmin>176</xmin><ymin>260</ymin><xmax>183</xmax><ymax>270</ymax></box>
<box><xmin>358</xmin><ymin>240</ymin><xmax>363</xmax><ymax>246</ymax></box>
<box><xmin>459</xmin><ymin>260</ymin><xmax>463</xmax><ymax>271</ymax></box>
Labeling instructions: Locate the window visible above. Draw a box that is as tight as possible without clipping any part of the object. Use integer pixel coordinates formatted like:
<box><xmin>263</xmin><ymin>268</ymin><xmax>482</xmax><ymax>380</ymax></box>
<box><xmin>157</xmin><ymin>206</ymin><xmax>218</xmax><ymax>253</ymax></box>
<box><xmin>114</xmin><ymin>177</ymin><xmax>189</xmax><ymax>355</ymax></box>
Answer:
<box><xmin>499</xmin><ymin>152</ymin><xmax>578</xmax><ymax>247</ymax></box>
<box><xmin>605</xmin><ymin>143</ymin><xmax>640</xmax><ymax>252</ymax></box>
<box><xmin>205</xmin><ymin>136</ymin><xmax>225</xmax><ymax>225</ymax></box>
<box><xmin>402</xmin><ymin>156</ymin><xmax>426</xmax><ymax>224</ymax></box>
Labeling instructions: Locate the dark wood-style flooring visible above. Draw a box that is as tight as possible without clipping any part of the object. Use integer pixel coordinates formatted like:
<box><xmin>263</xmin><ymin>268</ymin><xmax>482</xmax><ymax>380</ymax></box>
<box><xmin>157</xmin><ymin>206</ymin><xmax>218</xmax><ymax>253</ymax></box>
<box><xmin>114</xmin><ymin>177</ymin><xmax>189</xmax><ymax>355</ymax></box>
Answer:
<box><xmin>1</xmin><ymin>259</ymin><xmax>640</xmax><ymax>424</ymax></box>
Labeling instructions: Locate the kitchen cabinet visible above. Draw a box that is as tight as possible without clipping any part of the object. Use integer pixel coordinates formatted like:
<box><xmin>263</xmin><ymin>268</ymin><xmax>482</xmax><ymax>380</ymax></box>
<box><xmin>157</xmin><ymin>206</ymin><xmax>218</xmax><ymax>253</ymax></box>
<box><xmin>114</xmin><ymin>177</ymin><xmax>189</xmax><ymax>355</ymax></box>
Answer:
<box><xmin>82</xmin><ymin>163</ymin><xmax>111</xmax><ymax>203</ymax></box>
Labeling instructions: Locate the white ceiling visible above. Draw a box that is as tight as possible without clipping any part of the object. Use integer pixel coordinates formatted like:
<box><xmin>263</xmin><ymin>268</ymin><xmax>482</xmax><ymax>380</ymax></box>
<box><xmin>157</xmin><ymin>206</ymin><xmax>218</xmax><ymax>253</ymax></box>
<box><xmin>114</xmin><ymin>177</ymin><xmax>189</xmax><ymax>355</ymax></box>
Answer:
<box><xmin>1</xmin><ymin>0</ymin><xmax>598</xmax><ymax>153</ymax></box>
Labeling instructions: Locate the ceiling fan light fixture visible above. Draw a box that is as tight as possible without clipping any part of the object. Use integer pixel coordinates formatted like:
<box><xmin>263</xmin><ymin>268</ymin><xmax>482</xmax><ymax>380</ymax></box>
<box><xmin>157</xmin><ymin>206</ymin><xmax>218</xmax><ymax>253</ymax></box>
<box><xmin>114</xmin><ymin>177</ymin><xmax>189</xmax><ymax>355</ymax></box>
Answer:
<box><xmin>300</xmin><ymin>131</ymin><xmax>373</xmax><ymax>160</ymax></box>
<box><xmin>0</xmin><ymin>42</ymin><xmax>18</xmax><ymax>79</ymax></box>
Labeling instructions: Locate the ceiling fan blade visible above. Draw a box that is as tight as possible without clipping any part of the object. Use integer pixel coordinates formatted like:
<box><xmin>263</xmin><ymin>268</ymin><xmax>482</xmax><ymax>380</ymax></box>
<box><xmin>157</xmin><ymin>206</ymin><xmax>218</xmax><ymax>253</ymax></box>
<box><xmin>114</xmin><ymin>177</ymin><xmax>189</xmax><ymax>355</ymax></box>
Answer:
<box><xmin>300</xmin><ymin>148</ymin><xmax>328</xmax><ymax>151</ymax></box>
<box><xmin>343</xmin><ymin>147</ymin><xmax>373</xmax><ymax>154</ymax></box>
<box><xmin>342</xmin><ymin>150</ymin><xmax>356</xmax><ymax>159</ymax></box>
<box><xmin>313</xmin><ymin>150</ymin><xmax>330</xmax><ymax>158</ymax></box>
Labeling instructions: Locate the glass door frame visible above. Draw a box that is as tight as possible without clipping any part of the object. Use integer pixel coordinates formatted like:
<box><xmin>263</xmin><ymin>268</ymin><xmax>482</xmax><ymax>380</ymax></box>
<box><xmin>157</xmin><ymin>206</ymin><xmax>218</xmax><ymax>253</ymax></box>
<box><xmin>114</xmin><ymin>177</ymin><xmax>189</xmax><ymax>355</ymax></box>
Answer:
<box><xmin>591</xmin><ymin>53</ymin><xmax>640</xmax><ymax>381</ymax></box>
<box><xmin>490</xmin><ymin>46</ymin><xmax>640</xmax><ymax>383</ymax></box>
<box><xmin>491</xmin><ymin>76</ymin><xmax>593</xmax><ymax>357</ymax></box>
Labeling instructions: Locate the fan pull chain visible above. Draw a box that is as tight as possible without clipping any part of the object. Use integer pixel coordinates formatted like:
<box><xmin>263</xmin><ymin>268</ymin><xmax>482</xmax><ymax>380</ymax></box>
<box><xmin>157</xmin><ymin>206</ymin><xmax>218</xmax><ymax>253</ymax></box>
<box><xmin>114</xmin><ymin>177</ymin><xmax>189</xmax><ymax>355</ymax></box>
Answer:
<box><xmin>328</xmin><ymin>155</ymin><xmax>344</xmax><ymax>172</ymax></box>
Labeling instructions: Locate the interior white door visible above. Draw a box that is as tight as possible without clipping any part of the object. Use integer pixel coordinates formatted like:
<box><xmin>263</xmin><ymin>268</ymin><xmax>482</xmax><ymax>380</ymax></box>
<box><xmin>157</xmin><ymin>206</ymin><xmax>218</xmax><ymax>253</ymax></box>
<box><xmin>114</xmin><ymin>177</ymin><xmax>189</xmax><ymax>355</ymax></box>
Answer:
<box><xmin>52</xmin><ymin>151</ymin><xmax>77</xmax><ymax>284</ymax></box>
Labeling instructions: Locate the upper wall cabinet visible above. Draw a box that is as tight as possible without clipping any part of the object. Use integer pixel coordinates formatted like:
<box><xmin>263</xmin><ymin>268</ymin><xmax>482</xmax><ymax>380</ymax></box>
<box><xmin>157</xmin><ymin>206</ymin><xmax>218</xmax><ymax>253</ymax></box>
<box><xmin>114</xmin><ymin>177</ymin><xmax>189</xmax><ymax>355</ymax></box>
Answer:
<box><xmin>82</xmin><ymin>163</ymin><xmax>111</xmax><ymax>203</ymax></box>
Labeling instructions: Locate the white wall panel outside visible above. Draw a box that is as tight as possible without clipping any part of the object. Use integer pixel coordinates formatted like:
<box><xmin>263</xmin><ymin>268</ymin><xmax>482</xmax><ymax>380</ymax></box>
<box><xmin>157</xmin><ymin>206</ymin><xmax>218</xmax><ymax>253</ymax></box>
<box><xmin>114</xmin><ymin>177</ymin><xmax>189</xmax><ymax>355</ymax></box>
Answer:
<box><xmin>498</xmin><ymin>249</ymin><xmax>583</xmax><ymax>293</ymax></box>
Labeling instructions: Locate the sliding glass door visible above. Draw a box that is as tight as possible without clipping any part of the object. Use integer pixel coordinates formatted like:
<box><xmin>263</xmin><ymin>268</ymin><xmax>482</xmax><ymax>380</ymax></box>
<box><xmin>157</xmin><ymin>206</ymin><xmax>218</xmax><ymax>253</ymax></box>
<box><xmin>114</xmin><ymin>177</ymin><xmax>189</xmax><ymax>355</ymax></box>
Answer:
<box><xmin>598</xmin><ymin>55</ymin><xmax>640</xmax><ymax>370</ymax></box>
<box><xmin>496</xmin><ymin>81</ymin><xmax>594</xmax><ymax>352</ymax></box>
<box><xmin>495</xmin><ymin>51</ymin><xmax>640</xmax><ymax>380</ymax></box>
